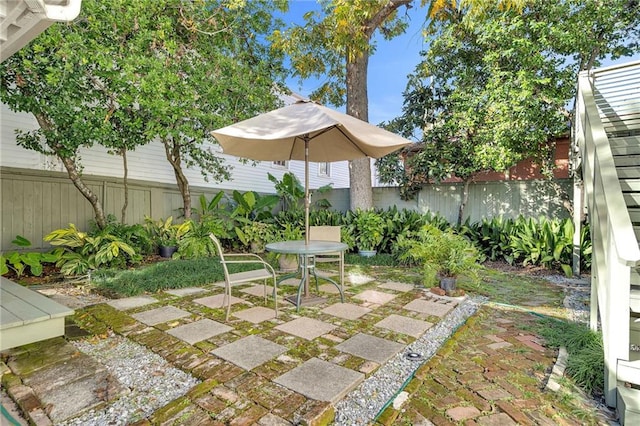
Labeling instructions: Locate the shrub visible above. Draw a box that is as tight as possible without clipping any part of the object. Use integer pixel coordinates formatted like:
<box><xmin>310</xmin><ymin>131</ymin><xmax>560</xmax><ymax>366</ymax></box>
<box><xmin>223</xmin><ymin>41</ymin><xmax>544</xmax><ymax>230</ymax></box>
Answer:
<box><xmin>398</xmin><ymin>224</ymin><xmax>480</xmax><ymax>286</ymax></box>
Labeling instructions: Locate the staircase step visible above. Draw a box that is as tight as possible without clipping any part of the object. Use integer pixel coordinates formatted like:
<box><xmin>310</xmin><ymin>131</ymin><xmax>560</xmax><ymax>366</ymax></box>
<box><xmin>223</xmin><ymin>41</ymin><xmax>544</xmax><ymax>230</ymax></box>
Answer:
<box><xmin>629</xmin><ymin>208</ymin><xmax>640</xmax><ymax>223</ymax></box>
<box><xmin>617</xmin><ymin>385</ymin><xmax>640</xmax><ymax>426</ymax></box>
<box><xmin>614</xmin><ymin>155</ymin><xmax>640</xmax><ymax>167</ymax></box>
<box><xmin>619</xmin><ymin>168</ymin><xmax>640</xmax><ymax>179</ymax></box>
<box><xmin>618</xmin><ymin>360</ymin><xmax>640</xmax><ymax>386</ymax></box>
<box><xmin>624</xmin><ymin>193</ymin><xmax>640</xmax><ymax>207</ymax></box>
<box><xmin>612</xmin><ymin>136</ymin><xmax>640</xmax><ymax>156</ymax></box>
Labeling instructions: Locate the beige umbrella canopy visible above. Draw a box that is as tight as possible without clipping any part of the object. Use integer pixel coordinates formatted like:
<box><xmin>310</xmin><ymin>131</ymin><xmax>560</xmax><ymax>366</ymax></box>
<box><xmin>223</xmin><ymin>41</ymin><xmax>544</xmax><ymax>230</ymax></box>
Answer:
<box><xmin>211</xmin><ymin>100</ymin><xmax>411</xmax><ymax>243</ymax></box>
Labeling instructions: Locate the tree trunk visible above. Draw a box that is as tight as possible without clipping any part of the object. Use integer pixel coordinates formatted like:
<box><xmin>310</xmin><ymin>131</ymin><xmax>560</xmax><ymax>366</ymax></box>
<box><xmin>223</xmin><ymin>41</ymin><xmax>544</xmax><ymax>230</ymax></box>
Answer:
<box><xmin>120</xmin><ymin>147</ymin><xmax>129</xmax><ymax>224</ymax></box>
<box><xmin>162</xmin><ymin>137</ymin><xmax>192</xmax><ymax>219</ymax></box>
<box><xmin>33</xmin><ymin>114</ymin><xmax>108</xmax><ymax>229</ymax></box>
<box><xmin>346</xmin><ymin>52</ymin><xmax>373</xmax><ymax>211</ymax></box>
<box><xmin>59</xmin><ymin>154</ymin><xmax>108</xmax><ymax>229</ymax></box>
<box><xmin>457</xmin><ymin>177</ymin><xmax>471</xmax><ymax>226</ymax></box>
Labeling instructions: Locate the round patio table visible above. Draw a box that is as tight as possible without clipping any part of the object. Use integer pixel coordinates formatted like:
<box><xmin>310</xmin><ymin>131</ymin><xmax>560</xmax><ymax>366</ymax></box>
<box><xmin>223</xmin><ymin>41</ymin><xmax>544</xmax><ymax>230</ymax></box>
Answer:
<box><xmin>266</xmin><ymin>240</ymin><xmax>347</xmax><ymax>310</ymax></box>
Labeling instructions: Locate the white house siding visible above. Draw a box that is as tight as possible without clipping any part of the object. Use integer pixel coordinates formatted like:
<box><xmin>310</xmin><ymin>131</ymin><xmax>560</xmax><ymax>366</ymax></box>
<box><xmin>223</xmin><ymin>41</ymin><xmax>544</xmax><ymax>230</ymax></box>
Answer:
<box><xmin>0</xmin><ymin>104</ymin><xmax>350</xmax><ymax>193</ymax></box>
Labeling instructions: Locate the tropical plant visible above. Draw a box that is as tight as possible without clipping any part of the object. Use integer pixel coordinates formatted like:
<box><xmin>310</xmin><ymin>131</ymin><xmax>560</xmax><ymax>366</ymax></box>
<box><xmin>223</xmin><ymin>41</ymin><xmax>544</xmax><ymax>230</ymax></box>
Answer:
<box><xmin>143</xmin><ymin>216</ymin><xmax>190</xmax><ymax>248</ymax></box>
<box><xmin>0</xmin><ymin>236</ymin><xmax>59</xmax><ymax>277</ymax></box>
<box><xmin>236</xmin><ymin>222</ymin><xmax>277</xmax><ymax>253</ymax></box>
<box><xmin>352</xmin><ymin>209</ymin><xmax>385</xmax><ymax>252</ymax></box>
<box><xmin>268</xmin><ymin>172</ymin><xmax>305</xmax><ymax>212</ymax></box>
<box><xmin>44</xmin><ymin>224</ymin><xmax>139</xmax><ymax>276</ymax></box>
<box><xmin>399</xmin><ymin>224</ymin><xmax>480</xmax><ymax>287</ymax></box>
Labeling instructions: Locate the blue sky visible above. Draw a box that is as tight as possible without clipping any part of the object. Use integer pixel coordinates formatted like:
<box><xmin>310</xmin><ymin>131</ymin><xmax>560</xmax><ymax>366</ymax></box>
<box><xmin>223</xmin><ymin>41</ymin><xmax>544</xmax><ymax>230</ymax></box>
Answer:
<box><xmin>284</xmin><ymin>0</ymin><xmax>431</xmax><ymax>126</ymax></box>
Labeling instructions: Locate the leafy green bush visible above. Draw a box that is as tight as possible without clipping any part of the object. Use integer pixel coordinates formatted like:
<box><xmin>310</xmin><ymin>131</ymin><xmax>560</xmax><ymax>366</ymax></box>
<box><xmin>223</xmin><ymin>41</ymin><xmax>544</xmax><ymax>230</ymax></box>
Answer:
<box><xmin>0</xmin><ymin>235</ymin><xmax>59</xmax><ymax>277</ymax></box>
<box><xmin>398</xmin><ymin>224</ymin><xmax>480</xmax><ymax>286</ymax></box>
<box><xmin>461</xmin><ymin>216</ymin><xmax>591</xmax><ymax>276</ymax></box>
<box><xmin>45</xmin><ymin>224</ymin><xmax>139</xmax><ymax>276</ymax></box>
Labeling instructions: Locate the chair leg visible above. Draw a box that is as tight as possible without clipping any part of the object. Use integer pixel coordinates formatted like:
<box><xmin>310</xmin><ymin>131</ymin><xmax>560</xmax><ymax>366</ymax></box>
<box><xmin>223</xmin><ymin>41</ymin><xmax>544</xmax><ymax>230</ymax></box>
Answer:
<box><xmin>224</xmin><ymin>283</ymin><xmax>231</xmax><ymax>322</ymax></box>
<box><xmin>273</xmin><ymin>276</ymin><xmax>278</xmax><ymax>317</ymax></box>
<box><xmin>340</xmin><ymin>253</ymin><xmax>344</xmax><ymax>295</ymax></box>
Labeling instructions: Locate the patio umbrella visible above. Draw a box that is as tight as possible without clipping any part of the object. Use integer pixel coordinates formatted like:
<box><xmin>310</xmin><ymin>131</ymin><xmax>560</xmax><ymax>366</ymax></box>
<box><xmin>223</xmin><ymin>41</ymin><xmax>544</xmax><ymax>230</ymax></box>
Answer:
<box><xmin>211</xmin><ymin>99</ymin><xmax>411</xmax><ymax>243</ymax></box>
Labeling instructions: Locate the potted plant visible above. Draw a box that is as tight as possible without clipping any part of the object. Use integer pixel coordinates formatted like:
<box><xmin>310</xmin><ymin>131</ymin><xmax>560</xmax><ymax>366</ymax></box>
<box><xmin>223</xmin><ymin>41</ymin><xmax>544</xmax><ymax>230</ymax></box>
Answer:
<box><xmin>272</xmin><ymin>223</ymin><xmax>304</xmax><ymax>271</ymax></box>
<box><xmin>144</xmin><ymin>216</ymin><xmax>186</xmax><ymax>258</ymax></box>
<box><xmin>353</xmin><ymin>209</ymin><xmax>385</xmax><ymax>257</ymax></box>
<box><xmin>399</xmin><ymin>224</ymin><xmax>480</xmax><ymax>293</ymax></box>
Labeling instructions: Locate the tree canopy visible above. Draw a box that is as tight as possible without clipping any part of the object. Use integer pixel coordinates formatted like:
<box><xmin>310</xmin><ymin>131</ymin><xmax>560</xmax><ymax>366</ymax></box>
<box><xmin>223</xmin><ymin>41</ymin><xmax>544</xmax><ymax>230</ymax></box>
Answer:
<box><xmin>0</xmin><ymin>0</ymin><xmax>287</xmax><ymax>226</ymax></box>
<box><xmin>377</xmin><ymin>0</ymin><xmax>640</xmax><ymax>223</ymax></box>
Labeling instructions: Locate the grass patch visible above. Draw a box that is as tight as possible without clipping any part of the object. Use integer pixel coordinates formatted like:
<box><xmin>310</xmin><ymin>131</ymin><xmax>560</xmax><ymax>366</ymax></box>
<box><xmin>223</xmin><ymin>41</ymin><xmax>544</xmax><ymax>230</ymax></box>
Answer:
<box><xmin>92</xmin><ymin>257</ymin><xmax>259</xmax><ymax>297</ymax></box>
<box><xmin>536</xmin><ymin>317</ymin><xmax>604</xmax><ymax>396</ymax></box>
<box><xmin>345</xmin><ymin>252</ymin><xmax>397</xmax><ymax>266</ymax></box>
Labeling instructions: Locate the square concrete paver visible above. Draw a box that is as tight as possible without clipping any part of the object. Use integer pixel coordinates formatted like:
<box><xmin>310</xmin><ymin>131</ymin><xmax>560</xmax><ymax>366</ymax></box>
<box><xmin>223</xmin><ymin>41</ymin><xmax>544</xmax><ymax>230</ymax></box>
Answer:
<box><xmin>378</xmin><ymin>281</ymin><xmax>415</xmax><ymax>292</ymax></box>
<box><xmin>274</xmin><ymin>357</ymin><xmax>364</xmax><ymax>403</ymax></box>
<box><xmin>240</xmin><ymin>284</ymin><xmax>274</xmax><ymax>298</ymax></box>
<box><xmin>212</xmin><ymin>335</ymin><xmax>287</xmax><ymax>370</ymax></box>
<box><xmin>319</xmin><ymin>283</ymin><xmax>342</xmax><ymax>294</ymax></box>
<box><xmin>233</xmin><ymin>306</ymin><xmax>277</xmax><ymax>324</ymax></box>
<box><xmin>335</xmin><ymin>333</ymin><xmax>405</xmax><ymax>364</ymax></box>
<box><xmin>375</xmin><ymin>314</ymin><xmax>433</xmax><ymax>338</ymax></box>
<box><xmin>164</xmin><ymin>287</ymin><xmax>208</xmax><ymax>297</ymax></box>
<box><xmin>275</xmin><ymin>317</ymin><xmax>336</xmax><ymax>340</ymax></box>
<box><xmin>131</xmin><ymin>306</ymin><xmax>191</xmax><ymax>326</ymax></box>
<box><xmin>107</xmin><ymin>296</ymin><xmax>157</xmax><ymax>311</ymax></box>
<box><xmin>166</xmin><ymin>318</ymin><xmax>232</xmax><ymax>345</ymax></box>
<box><xmin>403</xmin><ymin>298</ymin><xmax>455</xmax><ymax>317</ymax></box>
<box><xmin>322</xmin><ymin>303</ymin><xmax>371</xmax><ymax>320</ymax></box>
<box><xmin>194</xmin><ymin>294</ymin><xmax>245</xmax><ymax>309</ymax></box>
<box><xmin>353</xmin><ymin>290</ymin><xmax>396</xmax><ymax>305</ymax></box>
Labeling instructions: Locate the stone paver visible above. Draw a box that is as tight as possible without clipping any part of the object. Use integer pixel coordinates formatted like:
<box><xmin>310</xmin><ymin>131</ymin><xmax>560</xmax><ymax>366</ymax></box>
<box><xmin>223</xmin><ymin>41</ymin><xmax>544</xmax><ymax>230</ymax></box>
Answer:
<box><xmin>403</xmin><ymin>298</ymin><xmax>455</xmax><ymax>317</ymax></box>
<box><xmin>353</xmin><ymin>289</ymin><xmax>396</xmax><ymax>305</ymax></box>
<box><xmin>375</xmin><ymin>314</ymin><xmax>433</xmax><ymax>338</ymax></box>
<box><xmin>212</xmin><ymin>335</ymin><xmax>287</xmax><ymax>371</ymax></box>
<box><xmin>275</xmin><ymin>317</ymin><xmax>336</xmax><ymax>340</ymax></box>
<box><xmin>240</xmin><ymin>284</ymin><xmax>275</xmax><ymax>298</ymax></box>
<box><xmin>194</xmin><ymin>294</ymin><xmax>245</xmax><ymax>309</ymax></box>
<box><xmin>164</xmin><ymin>287</ymin><xmax>208</xmax><ymax>297</ymax></box>
<box><xmin>318</xmin><ymin>283</ymin><xmax>341</xmax><ymax>294</ymax></box>
<box><xmin>335</xmin><ymin>333</ymin><xmax>404</xmax><ymax>364</ymax></box>
<box><xmin>233</xmin><ymin>306</ymin><xmax>277</xmax><ymax>323</ymax></box>
<box><xmin>322</xmin><ymin>303</ymin><xmax>371</xmax><ymax>320</ymax></box>
<box><xmin>107</xmin><ymin>295</ymin><xmax>157</xmax><ymax>310</ymax></box>
<box><xmin>378</xmin><ymin>281</ymin><xmax>415</xmax><ymax>292</ymax></box>
<box><xmin>2</xmin><ymin>267</ymin><xmax>610</xmax><ymax>426</ymax></box>
<box><xmin>274</xmin><ymin>358</ymin><xmax>364</xmax><ymax>403</ymax></box>
<box><xmin>166</xmin><ymin>318</ymin><xmax>232</xmax><ymax>344</ymax></box>
<box><xmin>131</xmin><ymin>305</ymin><xmax>191</xmax><ymax>326</ymax></box>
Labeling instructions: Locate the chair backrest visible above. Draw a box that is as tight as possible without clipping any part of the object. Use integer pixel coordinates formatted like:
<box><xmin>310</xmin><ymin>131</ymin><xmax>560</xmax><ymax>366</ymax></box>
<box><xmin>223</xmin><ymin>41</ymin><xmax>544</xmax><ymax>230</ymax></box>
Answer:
<box><xmin>209</xmin><ymin>234</ymin><xmax>230</xmax><ymax>280</ymax></box>
<box><xmin>308</xmin><ymin>226</ymin><xmax>341</xmax><ymax>242</ymax></box>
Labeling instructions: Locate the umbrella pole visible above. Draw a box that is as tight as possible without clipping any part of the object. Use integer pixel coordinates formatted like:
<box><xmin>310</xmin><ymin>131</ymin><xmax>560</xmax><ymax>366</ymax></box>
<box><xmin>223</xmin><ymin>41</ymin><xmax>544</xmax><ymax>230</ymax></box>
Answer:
<box><xmin>304</xmin><ymin>137</ymin><xmax>310</xmax><ymax>297</ymax></box>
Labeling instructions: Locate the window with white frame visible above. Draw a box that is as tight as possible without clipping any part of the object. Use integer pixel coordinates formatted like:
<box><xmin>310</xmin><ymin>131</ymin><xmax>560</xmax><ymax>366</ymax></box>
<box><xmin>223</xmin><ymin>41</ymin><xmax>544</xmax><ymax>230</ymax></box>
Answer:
<box><xmin>272</xmin><ymin>160</ymin><xmax>288</xmax><ymax>168</ymax></box>
<box><xmin>318</xmin><ymin>162</ymin><xmax>330</xmax><ymax>177</ymax></box>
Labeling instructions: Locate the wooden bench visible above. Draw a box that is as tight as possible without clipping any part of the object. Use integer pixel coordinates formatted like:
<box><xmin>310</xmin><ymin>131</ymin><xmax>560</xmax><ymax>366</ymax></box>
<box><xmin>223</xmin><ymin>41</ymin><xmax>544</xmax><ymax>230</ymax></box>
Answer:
<box><xmin>0</xmin><ymin>276</ymin><xmax>74</xmax><ymax>351</ymax></box>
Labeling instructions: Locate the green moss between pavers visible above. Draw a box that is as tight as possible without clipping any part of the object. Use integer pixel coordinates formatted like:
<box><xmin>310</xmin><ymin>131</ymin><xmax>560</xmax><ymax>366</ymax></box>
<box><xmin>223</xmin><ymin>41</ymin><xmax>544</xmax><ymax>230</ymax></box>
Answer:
<box><xmin>147</xmin><ymin>396</ymin><xmax>191</xmax><ymax>424</ymax></box>
<box><xmin>185</xmin><ymin>378</ymin><xmax>219</xmax><ymax>401</ymax></box>
<box><xmin>1</xmin><ymin>372</ymin><xmax>21</xmax><ymax>390</ymax></box>
<box><xmin>402</xmin><ymin>377</ymin><xmax>422</xmax><ymax>394</ymax></box>
<box><xmin>375</xmin><ymin>405</ymin><xmax>400</xmax><ymax>425</ymax></box>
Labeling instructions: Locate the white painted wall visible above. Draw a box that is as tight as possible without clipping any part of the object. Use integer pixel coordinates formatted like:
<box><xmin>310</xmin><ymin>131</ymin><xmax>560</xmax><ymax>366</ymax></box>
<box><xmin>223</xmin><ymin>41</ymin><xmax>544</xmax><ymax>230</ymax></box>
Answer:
<box><xmin>0</xmin><ymin>103</ymin><xmax>350</xmax><ymax>193</ymax></box>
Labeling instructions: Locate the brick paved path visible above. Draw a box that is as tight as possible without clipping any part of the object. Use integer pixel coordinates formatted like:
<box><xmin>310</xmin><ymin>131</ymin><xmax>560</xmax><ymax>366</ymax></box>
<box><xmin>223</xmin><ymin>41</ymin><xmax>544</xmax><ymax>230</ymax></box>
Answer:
<box><xmin>377</xmin><ymin>305</ymin><xmax>612</xmax><ymax>426</ymax></box>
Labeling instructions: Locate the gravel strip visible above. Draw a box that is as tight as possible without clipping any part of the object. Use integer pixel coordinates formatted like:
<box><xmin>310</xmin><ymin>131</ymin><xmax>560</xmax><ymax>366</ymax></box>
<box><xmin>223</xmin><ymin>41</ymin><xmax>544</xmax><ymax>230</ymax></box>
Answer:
<box><xmin>59</xmin><ymin>334</ymin><xmax>199</xmax><ymax>426</ymax></box>
<box><xmin>334</xmin><ymin>293</ymin><xmax>486</xmax><ymax>426</ymax></box>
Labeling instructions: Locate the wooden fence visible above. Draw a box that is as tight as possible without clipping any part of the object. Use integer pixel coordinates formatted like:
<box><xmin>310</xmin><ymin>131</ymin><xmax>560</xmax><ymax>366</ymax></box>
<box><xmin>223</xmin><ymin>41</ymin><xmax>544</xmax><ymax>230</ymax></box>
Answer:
<box><xmin>1</xmin><ymin>167</ymin><xmax>573</xmax><ymax>251</ymax></box>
